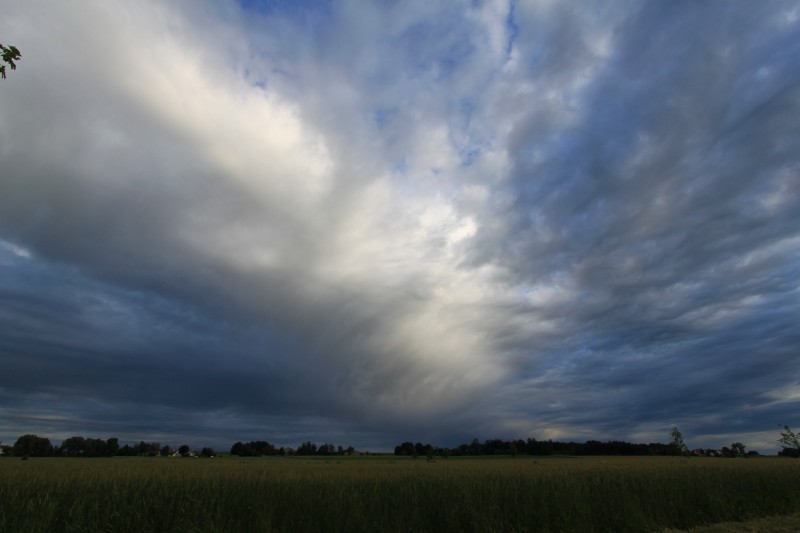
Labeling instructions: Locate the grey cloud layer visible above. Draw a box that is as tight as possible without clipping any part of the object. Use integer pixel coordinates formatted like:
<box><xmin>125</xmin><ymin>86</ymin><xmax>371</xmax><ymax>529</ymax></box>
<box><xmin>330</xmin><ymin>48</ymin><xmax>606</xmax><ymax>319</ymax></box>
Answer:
<box><xmin>0</xmin><ymin>0</ymin><xmax>798</xmax><ymax>451</ymax></box>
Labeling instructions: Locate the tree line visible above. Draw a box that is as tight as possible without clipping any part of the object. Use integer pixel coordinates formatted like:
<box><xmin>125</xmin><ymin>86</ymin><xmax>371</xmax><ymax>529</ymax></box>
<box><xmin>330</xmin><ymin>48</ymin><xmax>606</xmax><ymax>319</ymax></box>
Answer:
<box><xmin>3</xmin><ymin>425</ymin><xmax>799</xmax><ymax>458</ymax></box>
<box><xmin>0</xmin><ymin>434</ymin><xmax>363</xmax><ymax>458</ymax></box>
<box><xmin>229</xmin><ymin>440</ymin><xmax>359</xmax><ymax>456</ymax></box>
<box><xmin>393</xmin><ymin>430</ymin><xmax>782</xmax><ymax>459</ymax></box>
<box><xmin>393</xmin><ymin>438</ymin><xmax>689</xmax><ymax>458</ymax></box>
<box><xmin>1</xmin><ymin>434</ymin><xmax>215</xmax><ymax>458</ymax></box>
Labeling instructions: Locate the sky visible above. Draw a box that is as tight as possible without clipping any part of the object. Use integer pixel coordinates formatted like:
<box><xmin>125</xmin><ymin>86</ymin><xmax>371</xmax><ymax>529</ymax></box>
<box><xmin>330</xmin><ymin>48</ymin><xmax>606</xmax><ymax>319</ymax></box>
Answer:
<box><xmin>0</xmin><ymin>0</ymin><xmax>798</xmax><ymax>454</ymax></box>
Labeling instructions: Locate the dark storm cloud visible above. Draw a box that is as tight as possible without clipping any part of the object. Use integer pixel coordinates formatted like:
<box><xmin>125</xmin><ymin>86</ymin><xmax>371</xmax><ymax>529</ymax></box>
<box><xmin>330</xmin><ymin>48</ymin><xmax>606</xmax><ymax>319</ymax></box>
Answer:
<box><xmin>466</xmin><ymin>1</ymin><xmax>800</xmax><ymax>449</ymax></box>
<box><xmin>0</xmin><ymin>0</ymin><xmax>798</xmax><ymax>453</ymax></box>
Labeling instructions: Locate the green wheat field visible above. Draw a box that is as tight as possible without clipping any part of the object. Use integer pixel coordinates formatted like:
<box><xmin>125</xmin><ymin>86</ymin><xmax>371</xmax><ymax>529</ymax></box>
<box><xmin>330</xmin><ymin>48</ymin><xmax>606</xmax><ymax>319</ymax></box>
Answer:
<box><xmin>1</xmin><ymin>455</ymin><xmax>799</xmax><ymax>532</ymax></box>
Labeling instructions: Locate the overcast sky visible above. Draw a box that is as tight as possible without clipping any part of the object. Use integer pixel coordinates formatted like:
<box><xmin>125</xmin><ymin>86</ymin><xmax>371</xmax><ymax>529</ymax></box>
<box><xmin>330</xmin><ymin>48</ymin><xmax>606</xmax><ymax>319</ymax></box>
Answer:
<box><xmin>1</xmin><ymin>0</ymin><xmax>798</xmax><ymax>453</ymax></box>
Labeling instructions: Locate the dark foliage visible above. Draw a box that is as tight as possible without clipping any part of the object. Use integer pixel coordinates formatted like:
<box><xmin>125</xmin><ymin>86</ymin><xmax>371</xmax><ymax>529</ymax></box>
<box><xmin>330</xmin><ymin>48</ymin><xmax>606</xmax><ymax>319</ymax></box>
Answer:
<box><xmin>229</xmin><ymin>440</ymin><xmax>359</xmax><ymax>457</ymax></box>
<box><xmin>394</xmin><ymin>437</ymin><xmax>682</xmax><ymax>457</ymax></box>
<box><xmin>58</xmin><ymin>436</ymin><xmax>120</xmax><ymax>457</ymax></box>
<box><xmin>231</xmin><ymin>440</ymin><xmax>277</xmax><ymax>457</ymax></box>
<box><xmin>778</xmin><ymin>425</ymin><xmax>800</xmax><ymax>457</ymax></box>
<box><xmin>0</xmin><ymin>43</ymin><xmax>21</xmax><ymax>79</ymax></box>
<box><xmin>12</xmin><ymin>434</ymin><xmax>53</xmax><ymax>457</ymax></box>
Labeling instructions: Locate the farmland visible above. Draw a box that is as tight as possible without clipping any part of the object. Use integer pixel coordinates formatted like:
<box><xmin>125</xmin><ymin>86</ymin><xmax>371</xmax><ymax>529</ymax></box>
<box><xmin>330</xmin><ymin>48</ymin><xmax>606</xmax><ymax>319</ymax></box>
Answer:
<box><xmin>1</xmin><ymin>455</ymin><xmax>799</xmax><ymax>532</ymax></box>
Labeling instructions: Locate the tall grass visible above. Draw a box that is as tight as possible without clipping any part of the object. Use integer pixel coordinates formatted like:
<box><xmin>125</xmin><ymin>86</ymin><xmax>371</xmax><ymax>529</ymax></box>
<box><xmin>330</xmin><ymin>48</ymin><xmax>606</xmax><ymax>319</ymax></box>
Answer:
<box><xmin>1</xmin><ymin>456</ymin><xmax>798</xmax><ymax>532</ymax></box>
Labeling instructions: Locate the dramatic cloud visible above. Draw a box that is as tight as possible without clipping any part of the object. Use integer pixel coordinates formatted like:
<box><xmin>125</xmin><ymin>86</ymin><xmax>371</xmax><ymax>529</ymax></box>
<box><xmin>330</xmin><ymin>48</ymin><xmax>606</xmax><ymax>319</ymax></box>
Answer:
<box><xmin>1</xmin><ymin>0</ymin><xmax>798</xmax><ymax>453</ymax></box>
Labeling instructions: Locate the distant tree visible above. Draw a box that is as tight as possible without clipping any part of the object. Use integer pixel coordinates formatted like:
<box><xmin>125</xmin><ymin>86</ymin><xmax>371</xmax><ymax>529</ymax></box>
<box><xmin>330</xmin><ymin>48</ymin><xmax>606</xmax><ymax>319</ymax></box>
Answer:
<box><xmin>135</xmin><ymin>441</ymin><xmax>147</xmax><ymax>456</ymax></box>
<box><xmin>105</xmin><ymin>438</ymin><xmax>120</xmax><ymax>457</ymax></box>
<box><xmin>230</xmin><ymin>440</ymin><xmax>277</xmax><ymax>456</ymax></box>
<box><xmin>720</xmin><ymin>446</ymin><xmax>734</xmax><ymax>458</ymax></box>
<box><xmin>469</xmin><ymin>438</ymin><xmax>482</xmax><ymax>455</ymax></box>
<box><xmin>1</xmin><ymin>43</ymin><xmax>21</xmax><ymax>79</ymax></box>
<box><xmin>178</xmin><ymin>444</ymin><xmax>191</xmax><ymax>457</ymax></box>
<box><xmin>160</xmin><ymin>445</ymin><xmax>174</xmax><ymax>457</ymax></box>
<box><xmin>669</xmin><ymin>427</ymin><xmax>689</xmax><ymax>456</ymax></box>
<box><xmin>69</xmin><ymin>437</ymin><xmax>107</xmax><ymax>457</ymax></box>
<box><xmin>730</xmin><ymin>442</ymin><xmax>746</xmax><ymax>456</ymax></box>
<box><xmin>60</xmin><ymin>436</ymin><xmax>92</xmax><ymax>457</ymax></box>
<box><xmin>117</xmin><ymin>444</ymin><xmax>134</xmax><ymax>456</ymax></box>
<box><xmin>394</xmin><ymin>442</ymin><xmax>416</xmax><ymax>456</ymax></box>
<box><xmin>296</xmin><ymin>441</ymin><xmax>318</xmax><ymax>455</ymax></box>
<box><xmin>134</xmin><ymin>441</ymin><xmax>160</xmax><ymax>456</ymax></box>
<box><xmin>484</xmin><ymin>438</ymin><xmax>507</xmax><ymax>455</ymax></box>
<box><xmin>317</xmin><ymin>443</ymin><xmax>336</xmax><ymax>456</ymax></box>
<box><xmin>86</xmin><ymin>437</ymin><xmax>104</xmax><ymax>456</ymax></box>
<box><xmin>200</xmin><ymin>447</ymin><xmax>215</xmax><ymax>457</ymax></box>
<box><xmin>13</xmin><ymin>434</ymin><xmax>53</xmax><ymax>457</ymax></box>
<box><xmin>778</xmin><ymin>425</ymin><xmax>800</xmax><ymax>457</ymax></box>
<box><xmin>253</xmin><ymin>441</ymin><xmax>276</xmax><ymax>456</ymax></box>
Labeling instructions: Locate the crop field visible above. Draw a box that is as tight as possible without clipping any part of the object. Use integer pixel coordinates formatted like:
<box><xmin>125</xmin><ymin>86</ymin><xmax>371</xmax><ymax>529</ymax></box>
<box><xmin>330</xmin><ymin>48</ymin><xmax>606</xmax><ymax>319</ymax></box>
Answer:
<box><xmin>1</xmin><ymin>455</ymin><xmax>799</xmax><ymax>532</ymax></box>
